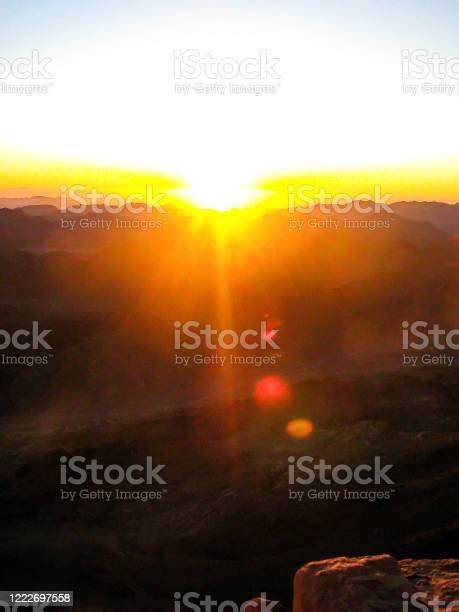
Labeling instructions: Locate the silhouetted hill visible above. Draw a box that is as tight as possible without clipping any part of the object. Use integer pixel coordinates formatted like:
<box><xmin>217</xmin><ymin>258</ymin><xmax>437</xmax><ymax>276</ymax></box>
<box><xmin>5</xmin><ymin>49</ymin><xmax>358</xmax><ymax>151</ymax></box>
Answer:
<box><xmin>391</xmin><ymin>201</ymin><xmax>459</xmax><ymax>234</ymax></box>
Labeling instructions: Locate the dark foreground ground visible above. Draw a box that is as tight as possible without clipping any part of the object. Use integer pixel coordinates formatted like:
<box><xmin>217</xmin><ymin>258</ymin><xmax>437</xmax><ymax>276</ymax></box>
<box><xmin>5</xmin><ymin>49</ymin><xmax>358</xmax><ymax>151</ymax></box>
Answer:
<box><xmin>0</xmin><ymin>204</ymin><xmax>458</xmax><ymax>609</ymax></box>
<box><xmin>0</xmin><ymin>366</ymin><xmax>457</xmax><ymax>610</ymax></box>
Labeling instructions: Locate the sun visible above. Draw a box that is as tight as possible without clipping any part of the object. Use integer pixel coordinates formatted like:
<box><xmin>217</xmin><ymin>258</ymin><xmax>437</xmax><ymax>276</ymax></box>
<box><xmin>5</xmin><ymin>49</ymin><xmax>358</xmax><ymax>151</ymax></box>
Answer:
<box><xmin>170</xmin><ymin>165</ymin><xmax>267</xmax><ymax>212</ymax></box>
<box><xmin>172</xmin><ymin>182</ymin><xmax>263</xmax><ymax>212</ymax></box>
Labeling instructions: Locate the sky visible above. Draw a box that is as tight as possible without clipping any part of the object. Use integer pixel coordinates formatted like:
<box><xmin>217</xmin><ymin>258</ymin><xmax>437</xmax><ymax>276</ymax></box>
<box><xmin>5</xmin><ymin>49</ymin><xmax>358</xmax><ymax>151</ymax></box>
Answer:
<box><xmin>0</xmin><ymin>0</ymin><xmax>458</xmax><ymax>205</ymax></box>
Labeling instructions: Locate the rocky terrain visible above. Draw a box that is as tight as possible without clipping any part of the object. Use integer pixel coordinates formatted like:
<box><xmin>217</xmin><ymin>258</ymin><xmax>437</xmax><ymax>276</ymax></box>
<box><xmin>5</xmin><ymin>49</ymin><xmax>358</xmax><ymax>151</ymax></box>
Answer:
<box><xmin>0</xmin><ymin>365</ymin><xmax>458</xmax><ymax>610</ymax></box>
<box><xmin>246</xmin><ymin>555</ymin><xmax>459</xmax><ymax>610</ymax></box>
<box><xmin>0</xmin><ymin>203</ymin><xmax>457</xmax><ymax>610</ymax></box>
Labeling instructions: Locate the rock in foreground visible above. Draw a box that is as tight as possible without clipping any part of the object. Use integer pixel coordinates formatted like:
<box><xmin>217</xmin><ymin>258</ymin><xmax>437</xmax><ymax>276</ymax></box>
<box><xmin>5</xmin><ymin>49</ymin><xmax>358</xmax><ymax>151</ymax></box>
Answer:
<box><xmin>400</xmin><ymin>558</ymin><xmax>459</xmax><ymax>610</ymax></box>
<box><xmin>293</xmin><ymin>554</ymin><xmax>415</xmax><ymax>612</ymax></box>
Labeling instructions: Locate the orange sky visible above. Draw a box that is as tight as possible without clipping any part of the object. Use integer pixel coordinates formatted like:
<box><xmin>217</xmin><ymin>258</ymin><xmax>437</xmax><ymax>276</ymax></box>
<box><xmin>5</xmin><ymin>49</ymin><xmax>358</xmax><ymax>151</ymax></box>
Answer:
<box><xmin>0</xmin><ymin>150</ymin><xmax>457</xmax><ymax>207</ymax></box>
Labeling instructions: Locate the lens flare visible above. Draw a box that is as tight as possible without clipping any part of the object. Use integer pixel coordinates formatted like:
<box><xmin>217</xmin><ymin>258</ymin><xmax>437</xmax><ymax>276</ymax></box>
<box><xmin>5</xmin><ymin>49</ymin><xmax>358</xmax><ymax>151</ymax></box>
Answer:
<box><xmin>253</xmin><ymin>375</ymin><xmax>292</xmax><ymax>409</ymax></box>
<box><xmin>285</xmin><ymin>418</ymin><xmax>314</xmax><ymax>439</ymax></box>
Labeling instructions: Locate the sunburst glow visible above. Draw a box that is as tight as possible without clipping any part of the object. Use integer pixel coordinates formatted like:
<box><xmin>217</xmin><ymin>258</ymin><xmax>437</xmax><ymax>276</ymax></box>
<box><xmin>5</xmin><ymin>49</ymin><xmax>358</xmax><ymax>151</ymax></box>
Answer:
<box><xmin>172</xmin><ymin>183</ymin><xmax>264</xmax><ymax>211</ymax></box>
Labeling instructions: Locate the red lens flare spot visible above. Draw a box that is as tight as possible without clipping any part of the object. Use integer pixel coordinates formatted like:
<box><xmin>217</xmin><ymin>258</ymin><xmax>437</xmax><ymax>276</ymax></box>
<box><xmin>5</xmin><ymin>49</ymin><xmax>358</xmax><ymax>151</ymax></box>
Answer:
<box><xmin>285</xmin><ymin>418</ymin><xmax>314</xmax><ymax>439</ymax></box>
<box><xmin>253</xmin><ymin>375</ymin><xmax>292</xmax><ymax>409</ymax></box>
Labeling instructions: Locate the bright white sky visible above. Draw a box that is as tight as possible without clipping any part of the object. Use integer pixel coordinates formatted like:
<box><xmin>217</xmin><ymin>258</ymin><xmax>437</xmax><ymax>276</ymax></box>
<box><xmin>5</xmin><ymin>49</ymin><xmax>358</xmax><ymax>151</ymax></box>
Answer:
<box><xmin>0</xmin><ymin>0</ymin><xmax>458</xmax><ymax>207</ymax></box>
